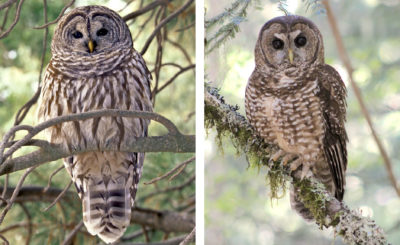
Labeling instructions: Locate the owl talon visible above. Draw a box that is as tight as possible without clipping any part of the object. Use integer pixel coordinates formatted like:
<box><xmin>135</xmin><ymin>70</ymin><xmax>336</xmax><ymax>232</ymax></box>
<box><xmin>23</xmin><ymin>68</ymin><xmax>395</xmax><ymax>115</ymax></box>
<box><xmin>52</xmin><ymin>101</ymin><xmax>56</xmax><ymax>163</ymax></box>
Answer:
<box><xmin>271</xmin><ymin>149</ymin><xmax>285</xmax><ymax>162</ymax></box>
<box><xmin>300</xmin><ymin>163</ymin><xmax>311</xmax><ymax>179</ymax></box>
<box><xmin>290</xmin><ymin>158</ymin><xmax>303</xmax><ymax>171</ymax></box>
<box><xmin>282</xmin><ymin>153</ymin><xmax>297</xmax><ymax>166</ymax></box>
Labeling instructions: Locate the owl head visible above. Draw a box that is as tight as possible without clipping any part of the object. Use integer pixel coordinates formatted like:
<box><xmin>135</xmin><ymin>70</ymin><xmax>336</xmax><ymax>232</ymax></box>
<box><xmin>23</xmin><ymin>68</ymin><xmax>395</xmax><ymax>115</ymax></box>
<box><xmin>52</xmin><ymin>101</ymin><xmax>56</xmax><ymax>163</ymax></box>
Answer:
<box><xmin>51</xmin><ymin>5</ymin><xmax>132</xmax><ymax>56</ymax></box>
<box><xmin>255</xmin><ymin>15</ymin><xmax>324</xmax><ymax>70</ymax></box>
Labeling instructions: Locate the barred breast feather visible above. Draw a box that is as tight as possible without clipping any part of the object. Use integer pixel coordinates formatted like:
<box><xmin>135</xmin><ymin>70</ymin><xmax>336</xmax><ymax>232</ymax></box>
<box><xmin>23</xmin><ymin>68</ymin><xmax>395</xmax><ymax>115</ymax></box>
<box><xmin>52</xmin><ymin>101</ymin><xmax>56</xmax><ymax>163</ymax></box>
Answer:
<box><xmin>38</xmin><ymin>50</ymin><xmax>152</xmax><ymax>243</ymax></box>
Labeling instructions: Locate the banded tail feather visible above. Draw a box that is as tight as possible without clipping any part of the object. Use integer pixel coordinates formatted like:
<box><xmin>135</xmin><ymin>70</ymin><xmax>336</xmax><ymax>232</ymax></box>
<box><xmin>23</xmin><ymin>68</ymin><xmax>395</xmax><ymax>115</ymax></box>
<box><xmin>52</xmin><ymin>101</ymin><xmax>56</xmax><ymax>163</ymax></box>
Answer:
<box><xmin>80</xmin><ymin>164</ymin><xmax>136</xmax><ymax>244</ymax></box>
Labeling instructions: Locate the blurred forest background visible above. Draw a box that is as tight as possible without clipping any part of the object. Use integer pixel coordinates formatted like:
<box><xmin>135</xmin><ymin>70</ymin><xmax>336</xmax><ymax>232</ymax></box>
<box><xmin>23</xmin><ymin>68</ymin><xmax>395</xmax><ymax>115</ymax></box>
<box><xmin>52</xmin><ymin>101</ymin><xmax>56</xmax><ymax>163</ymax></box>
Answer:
<box><xmin>0</xmin><ymin>0</ymin><xmax>195</xmax><ymax>244</ymax></box>
<box><xmin>205</xmin><ymin>0</ymin><xmax>400</xmax><ymax>244</ymax></box>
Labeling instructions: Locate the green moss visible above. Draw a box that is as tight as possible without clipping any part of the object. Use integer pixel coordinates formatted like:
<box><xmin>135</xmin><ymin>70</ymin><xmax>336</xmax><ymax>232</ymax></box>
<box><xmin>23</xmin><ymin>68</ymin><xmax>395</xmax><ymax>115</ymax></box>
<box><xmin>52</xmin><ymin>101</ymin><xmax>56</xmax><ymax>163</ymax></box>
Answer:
<box><xmin>294</xmin><ymin>178</ymin><xmax>341</xmax><ymax>228</ymax></box>
<box><xmin>205</xmin><ymin>86</ymin><xmax>287</xmax><ymax>200</ymax></box>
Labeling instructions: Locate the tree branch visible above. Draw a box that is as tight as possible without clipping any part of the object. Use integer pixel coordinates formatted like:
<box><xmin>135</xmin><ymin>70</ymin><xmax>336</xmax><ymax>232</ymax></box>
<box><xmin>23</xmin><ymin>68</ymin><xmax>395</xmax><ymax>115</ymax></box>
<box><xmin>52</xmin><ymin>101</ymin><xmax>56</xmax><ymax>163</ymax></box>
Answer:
<box><xmin>140</xmin><ymin>0</ymin><xmax>194</xmax><ymax>55</ymax></box>
<box><xmin>322</xmin><ymin>0</ymin><xmax>400</xmax><ymax>198</ymax></box>
<box><xmin>0</xmin><ymin>185</ymin><xmax>194</xmax><ymax>233</ymax></box>
<box><xmin>205</xmin><ymin>86</ymin><xmax>389</xmax><ymax>245</ymax></box>
<box><xmin>0</xmin><ymin>110</ymin><xmax>195</xmax><ymax>176</ymax></box>
<box><xmin>118</xmin><ymin>235</ymin><xmax>186</xmax><ymax>245</ymax></box>
<box><xmin>123</xmin><ymin>0</ymin><xmax>172</xmax><ymax>21</ymax></box>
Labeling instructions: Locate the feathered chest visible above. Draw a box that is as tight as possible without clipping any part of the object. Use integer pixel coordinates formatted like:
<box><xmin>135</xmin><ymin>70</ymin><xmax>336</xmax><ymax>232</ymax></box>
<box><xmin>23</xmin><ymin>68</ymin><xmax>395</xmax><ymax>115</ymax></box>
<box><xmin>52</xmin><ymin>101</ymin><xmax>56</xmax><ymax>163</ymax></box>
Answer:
<box><xmin>247</xmin><ymin>77</ymin><xmax>325</xmax><ymax>156</ymax></box>
<box><xmin>39</xmin><ymin>58</ymin><xmax>151</xmax><ymax>121</ymax></box>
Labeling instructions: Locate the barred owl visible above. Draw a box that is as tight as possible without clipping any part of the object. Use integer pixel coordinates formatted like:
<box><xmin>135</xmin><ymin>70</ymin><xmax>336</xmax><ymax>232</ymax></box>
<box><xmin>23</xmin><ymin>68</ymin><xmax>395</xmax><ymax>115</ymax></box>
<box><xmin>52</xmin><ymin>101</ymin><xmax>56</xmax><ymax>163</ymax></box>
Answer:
<box><xmin>245</xmin><ymin>16</ymin><xmax>347</xmax><ymax>220</ymax></box>
<box><xmin>38</xmin><ymin>6</ymin><xmax>152</xmax><ymax>243</ymax></box>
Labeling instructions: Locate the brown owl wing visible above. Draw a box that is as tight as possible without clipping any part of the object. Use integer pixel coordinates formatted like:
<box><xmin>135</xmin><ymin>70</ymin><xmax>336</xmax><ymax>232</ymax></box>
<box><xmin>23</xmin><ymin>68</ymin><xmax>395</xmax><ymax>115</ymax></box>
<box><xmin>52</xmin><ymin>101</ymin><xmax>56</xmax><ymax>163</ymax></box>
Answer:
<box><xmin>318</xmin><ymin>64</ymin><xmax>348</xmax><ymax>201</ymax></box>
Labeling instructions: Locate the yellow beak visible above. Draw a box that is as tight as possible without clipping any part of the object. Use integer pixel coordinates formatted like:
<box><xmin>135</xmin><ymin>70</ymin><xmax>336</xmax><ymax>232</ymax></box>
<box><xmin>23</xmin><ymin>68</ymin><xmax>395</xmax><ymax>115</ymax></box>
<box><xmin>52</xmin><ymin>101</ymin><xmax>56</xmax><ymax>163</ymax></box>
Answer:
<box><xmin>88</xmin><ymin>40</ymin><xmax>94</xmax><ymax>53</ymax></box>
<box><xmin>288</xmin><ymin>48</ymin><xmax>294</xmax><ymax>64</ymax></box>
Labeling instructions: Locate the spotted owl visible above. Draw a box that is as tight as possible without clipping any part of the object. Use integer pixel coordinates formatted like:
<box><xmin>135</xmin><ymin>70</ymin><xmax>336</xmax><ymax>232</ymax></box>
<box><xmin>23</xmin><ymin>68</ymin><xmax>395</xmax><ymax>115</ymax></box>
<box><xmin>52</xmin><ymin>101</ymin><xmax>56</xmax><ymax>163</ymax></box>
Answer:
<box><xmin>245</xmin><ymin>16</ymin><xmax>347</xmax><ymax>220</ymax></box>
<box><xmin>38</xmin><ymin>6</ymin><xmax>152</xmax><ymax>243</ymax></box>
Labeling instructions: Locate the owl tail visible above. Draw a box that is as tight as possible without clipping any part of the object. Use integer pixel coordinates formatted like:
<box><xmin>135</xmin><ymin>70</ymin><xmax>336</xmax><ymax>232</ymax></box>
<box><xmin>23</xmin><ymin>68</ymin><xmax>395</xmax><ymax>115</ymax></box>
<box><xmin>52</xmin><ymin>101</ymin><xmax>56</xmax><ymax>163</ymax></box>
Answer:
<box><xmin>289</xmin><ymin>184</ymin><xmax>314</xmax><ymax>221</ymax></box>
<box><xmin>82</xmin><ymin>174</ymin><xmax>133</xmax><ymax>244</ymax></box>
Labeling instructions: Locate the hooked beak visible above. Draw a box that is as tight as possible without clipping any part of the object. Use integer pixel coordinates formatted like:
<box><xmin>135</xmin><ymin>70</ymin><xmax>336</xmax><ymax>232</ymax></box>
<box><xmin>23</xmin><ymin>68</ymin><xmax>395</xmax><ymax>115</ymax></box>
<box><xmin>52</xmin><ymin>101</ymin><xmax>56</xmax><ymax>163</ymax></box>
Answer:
<box><xmin>288</xmin><ymin>48</ymin><xmax>294</xmax><ymax>64</ymax></box>
<box><xmin>88</xmin><ymin>40</ymin><xmax>94</xmax><ymax>53</ymax></box>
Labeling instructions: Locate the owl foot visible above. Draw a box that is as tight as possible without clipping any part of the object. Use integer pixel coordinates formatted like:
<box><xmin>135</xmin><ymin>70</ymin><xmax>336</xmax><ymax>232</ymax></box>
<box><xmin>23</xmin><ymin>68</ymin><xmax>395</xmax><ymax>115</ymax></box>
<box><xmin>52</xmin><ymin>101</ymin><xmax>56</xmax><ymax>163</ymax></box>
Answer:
<box><xmin>270</xmin><ymin>150</ymin><xmax>297</xmax><ymax>166</ymax></box>
<box><xmin>282</xmin><ymin>153</ymin><xmax>297</xmax><ymax>166</ymax></box>
<box><xmin>290</xmin><ymin>160</ymin><xmax>313</xmax><ymax>179</ymax></box>
<box><xmin>270</xmin><ymin>149</ymin><xmax>285</xmax><ymax>162</ymax></box>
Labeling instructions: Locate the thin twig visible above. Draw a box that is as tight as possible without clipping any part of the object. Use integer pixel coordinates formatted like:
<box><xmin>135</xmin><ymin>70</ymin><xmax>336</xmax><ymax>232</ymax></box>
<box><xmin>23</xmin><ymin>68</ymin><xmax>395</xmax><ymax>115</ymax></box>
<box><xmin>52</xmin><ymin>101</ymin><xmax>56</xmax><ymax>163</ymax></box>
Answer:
<box><xmin>121</xmin><ymin>228</ymin><xmax>154</xmax><ymax>241</ymax></box>
<box><xmin>145</xmin><ymin>156</ymin><xmax>195</xmax><ymax>184</ymax></box>
<box><xmin>0</xmin><ymin>234</ymin><xmax>9</xmax><ymax>245</ymax></box>
<box><xmin>119</xmin><ymin>235</ymin><xmax>186</xmax><ymax>245</ymax></box>
<box><xmin>0</xmin><ymin>5</ymin><xmax>11</xmax><ymax>31</ymax></box>
<box><xmin>123</xmin><ymin>0</ymin><xmax>172</xmax><ymax>21</ymax></box>
<box><xmin>167</xmin><ymin>38</ymin><xmax>193</xmax><ymax>66</ymax></box>
<box><xmin>0</xmin><ymin>166</ymin><xmax>36</xmax><ymax>225</ymax></box>
<box><xmin>140</xmin><ymin>174</ymin><xmax>195</xmax><ymax>201</ymax></box>
<box><xmin>33</xmin><ymin>0</ymin><xmax>75</xmax><ymax>29</ymax></box>
<box><xmin>61</xmin><ymin>220</ymin><xmax>83</xmax><ymax>245</ymax></box>
<box><xmin>323</xmin><ymin>0</ymin><xmax>400</xmax><ymax>197</ymax></box>
<box><xmin>156</xmin><ymin>64</ymin><xmax>195</xmax><ymax>94</ymax></box>
<box><xmin>0</xmin><ymin>0</ymin><xmax>17</xmax><ymax>10</ymax></box>
<box><xmin>44</xmin><ymin>164</ymin><xmax>65</xmax><ymax>192</ymax></box>
<box><xmin>0</xmin><ymin>0</ymin><xmax>25</xmax><ymax>39</ymax></box>
<box><xmin>1</xmin><ymin>174</ymin><xmax>8</xmax><ymax>202</ymax></box>
<box><xmin>42</xmin><ymin>180</ymin><xmax>72</xmax><ymax>212</ymax></box>
<box><xmin>13</xmin><ymin>0</ymin><xmax>49</xmax><ymax>126</ymax></box>
<box><xmin>142</xmin><ymin>225</ymin><xmax>150</xmax><ymax>242</ymax></box>
<box><xmin>179</xmin><ymin>227</ymin><xmax>195</xmax><ymax>245</ymax></box>
<box><xmin>141</xmin><ymin>0</ymin><xmax>194</xmax><ymax>55</ymax></box>
<box><xmin>175</xmin><ymin>22</ymin><xmax>195</xmax><ymax>32</ymax></box>
<box><xmin>19</xmin><ymin>203</ymin><xmax>32</xmax><ymax>245</ymax></box>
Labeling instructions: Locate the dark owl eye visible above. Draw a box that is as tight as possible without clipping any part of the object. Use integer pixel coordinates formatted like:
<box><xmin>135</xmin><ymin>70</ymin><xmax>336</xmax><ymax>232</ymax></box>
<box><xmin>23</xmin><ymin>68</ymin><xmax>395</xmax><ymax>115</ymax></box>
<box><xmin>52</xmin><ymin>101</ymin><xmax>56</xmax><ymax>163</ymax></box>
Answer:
<box><xmin>272</xmin><ymin>39</ymin><xmax>284</xmax><ymax>50</ymax></box>
<box><xmin>295</xmin><ymin>36</ymin><xmax>307</xmax><ymax>47</ymax></box>
<box><xmin>97</xmin><ymin>28</ymin><xmax>108</xmax><ymax>36</ymax></box>
<box><xmin>72</xmin><ymin>31</ymin><xmax>83</xmax><ymax>39</ymax></box>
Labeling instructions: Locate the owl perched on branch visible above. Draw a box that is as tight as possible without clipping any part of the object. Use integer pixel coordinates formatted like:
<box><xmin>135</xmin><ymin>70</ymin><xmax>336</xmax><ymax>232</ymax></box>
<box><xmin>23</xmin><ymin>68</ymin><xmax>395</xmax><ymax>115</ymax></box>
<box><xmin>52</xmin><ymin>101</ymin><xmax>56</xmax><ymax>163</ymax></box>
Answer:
<box><xmin>245</xmin><ymin>15</ymin><xmax>348</xmax><ymax>220</ymax></box>
<box><xmin>38</xmin><ymin>6</ymin><xmax>152</xmax><ymax>243</ymax></box>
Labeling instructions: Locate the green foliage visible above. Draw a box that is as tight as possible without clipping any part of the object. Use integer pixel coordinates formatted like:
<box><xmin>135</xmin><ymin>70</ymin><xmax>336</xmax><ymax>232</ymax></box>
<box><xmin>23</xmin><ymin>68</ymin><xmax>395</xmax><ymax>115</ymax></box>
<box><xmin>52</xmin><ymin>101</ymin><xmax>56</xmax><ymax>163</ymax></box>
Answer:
<box><xmin>278</xmin><ymin>0</ymin><xmax>325</xmax><ymax>15</ymax></box>
<box><xmin>205</xmin><ymin>0</ymin><xmax>253</xmax><ymax>54</ymax></box>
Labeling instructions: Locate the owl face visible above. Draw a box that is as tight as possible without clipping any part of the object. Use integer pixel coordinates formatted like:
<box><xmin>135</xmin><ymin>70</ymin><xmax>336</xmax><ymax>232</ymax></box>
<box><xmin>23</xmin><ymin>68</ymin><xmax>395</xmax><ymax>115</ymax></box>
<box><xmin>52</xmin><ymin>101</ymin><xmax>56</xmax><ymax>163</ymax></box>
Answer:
<box><xmin>256</xmin><ymin>16</ymin><xmax>324</xmax><ymax>69</ymax></box>
<box><xmin>52</xmin><ymin>6</ymin><xmax>132</xmax><ymax>55</ymax></box>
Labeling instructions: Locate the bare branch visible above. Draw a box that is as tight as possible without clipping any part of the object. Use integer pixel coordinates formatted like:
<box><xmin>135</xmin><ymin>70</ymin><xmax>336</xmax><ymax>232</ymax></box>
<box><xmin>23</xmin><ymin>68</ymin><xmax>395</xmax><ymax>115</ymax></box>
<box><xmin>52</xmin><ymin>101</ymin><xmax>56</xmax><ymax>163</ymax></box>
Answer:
<box><xmin>155</xmin><ymin>65</ymin><xmax>195</xmax><ymax>94</ymax></box>
<box><xmin>132</xmin><ymin>207</ymin><xmax>194</xmax><ymax>233</ymax></box>
<box><xmin>13</xmin><ymin>0</ymin><xmax>49</xmax><ymax>126</ymax></box>
<box><xmin>0</xmin><ymin>110</ymin><xmax>195</xmax><ymax>176</ymax></box>
<box><xmin>179</xmin><ymin>227</ymin><xmax>195</xmax><ymax>245</ymax></box>
<box><xmin>121</xmin><ymin>227</ymin><xmax>153</xmax><ymax>241</ymax></box>
<box><xmin>42</xmin><ymin>180</ymin><xmax>72</xmax><ymax>212</ymax></box>
<box><xmin>0</xmin><ymin>166</ymin><xmax>36</xmax><ymax>225</ymax></box>
<box><xmin>33</xmin><ymin>0</ymin><xmax>75</xmax><ymax>29</ymax></box>
<box><xmin>0</xmin><ymin>0</ymin><xmax>24</xmax><ymax>39</ymax></box>
<box><xmin>119</xmin><ymin>235</ymin><xmax>186</xmax><ymax>245</ymax></box>
<box><xmin>205</xmin><ymin>86</ymin><xmax>389</xmax><ymax>244</ymax></box>
<box><xmin>140</xmin><ymin>174</ymin><xmax>195</xmax><ymax>201</ymax></box>
<box><xmin>0</xmin><ymin>185</ymin><xmax>194</xmax><ymax>233</ymax></box>
<box><xmin>145</xmin><ymin>156</ymin><xmax>195</xmax><ymax>184</ymax></box>
<box><xmin>140</xmin><ymin>0</ymin><xmax>194</xmax><ymax>55</ymax></box>
<box><xmin>0</xmin><ymin>0</ymin><xmax>17</xmax><ymax>11</ymax></box>
<box><xmin>0</xmin><ymin>234</ymin><xmax>9</xmax><ymax>245</ymax></box>
<box><xmin>19</xmin><ymin>203</ymin><xmax>32</xmax><ymax>245</ymax></box>
<box><xmin>322</xmin><ymin>0</ymin><xmax>400</xmax><ymax>197</ymax></box>
<box><xmin>61</xmin><ymin>220</ymin><xmax>83</xmax><ymax>245</ymax></box>
<box><xmin>44</xmin><ymin>164</ymin><xmax>64</xmax><ymax>192</ymax></box>
<box><xmin>123</xmin><ymin>0</ymin><xmax>172</xmax><ymax>21</ymax></box>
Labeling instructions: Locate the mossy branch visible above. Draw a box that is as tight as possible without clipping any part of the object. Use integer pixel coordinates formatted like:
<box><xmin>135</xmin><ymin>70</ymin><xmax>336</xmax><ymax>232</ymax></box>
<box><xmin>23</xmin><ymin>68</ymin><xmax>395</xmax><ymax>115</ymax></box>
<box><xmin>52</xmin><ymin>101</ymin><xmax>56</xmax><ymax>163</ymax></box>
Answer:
<box><xmin>205</xmin><ymin>85</ymin><xmax>389</xmax><ymax>245</ymax></box>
